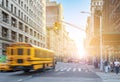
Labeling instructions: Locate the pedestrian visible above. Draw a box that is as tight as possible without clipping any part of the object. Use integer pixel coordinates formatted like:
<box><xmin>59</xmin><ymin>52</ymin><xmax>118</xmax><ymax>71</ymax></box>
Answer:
<box><xmin>94</xmin><ymin>59</ymin><xmax>98</xmax><ymax>68</ymax></box>
<box><xmin>104</xmin><ymin>59</ymin><xmax>109</xmax><ymax>73</ymax></box>
<box><xmin>110</xmin><ymin>60</ymin><xmax>114</xmax><ymax>72</ymax></box>
<box><xmin>114</xmin><ymin>59</ymin><xmax>120</xmax><ymax>74</ymax></box>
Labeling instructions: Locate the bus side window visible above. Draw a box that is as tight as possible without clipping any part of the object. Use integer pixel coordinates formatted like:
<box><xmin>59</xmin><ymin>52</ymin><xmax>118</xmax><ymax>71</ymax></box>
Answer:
<box><xmin>18</xmin><ymin>49</ymin><xmax>23</xmax><ymax>55</ymax></box>
<box><xmin>50</xmin><ymin>53</ymin><xmax>52</xmax><ymax>58</ymax></box>
<box><xmin>11</xmin><ymin>49</ymin><xmax>14</xmax><ymax>55</ymax></box>
<box><xmin>34</xmin><ymin>49</ymin><xmax>36</xmax><ymax>57</ymax></box>
<box><xmin>40</xmin><ymin>50</ymin><xmax>44</xmax><ymax>58</ymax></box>
<box><xmin>35</xmin><ymin>49</ymin><xmax>39</xmax><ymax>57</ymax></box>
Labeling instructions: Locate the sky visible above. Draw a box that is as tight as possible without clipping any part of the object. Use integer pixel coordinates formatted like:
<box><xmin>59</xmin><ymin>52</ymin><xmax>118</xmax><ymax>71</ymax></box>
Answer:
<box><xmin>50</xmin><ymin>0</ymin><xmax>91</xmax><ymax>56</ymax></box>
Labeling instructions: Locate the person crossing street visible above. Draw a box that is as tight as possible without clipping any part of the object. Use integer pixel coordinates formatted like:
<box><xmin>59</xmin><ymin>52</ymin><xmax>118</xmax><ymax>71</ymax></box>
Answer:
<box><xmin>114</xmin><ymin>59</ymin><xmax>120</xmax><ymax>74</ymax></box>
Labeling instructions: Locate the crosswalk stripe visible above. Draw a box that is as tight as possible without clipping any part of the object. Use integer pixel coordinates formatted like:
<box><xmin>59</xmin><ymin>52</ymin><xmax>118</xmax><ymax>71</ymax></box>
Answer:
<box><xmin>55</xmin><ymin>67</ymin><xmax>89</xmax><ymax>72</ymax></box>
<box><xmin>60</xmin><ymin>68</ymin><xmax>67</xmax><ymax>71</ymax></box>
<box><xmin>73</xmin><ymin>68</ymin><xmax>76</xmax><ymax>72</ymax></box>
<box><xmin>78</xmin><ymin>68</ymin><xmax>81</xmax><ymax>72</ymax></box>
<box><xmin>55</xmin><ymin>67</ymin><xmax>63</xmax><ymax>71</ymax></box>
<box><xmin>85</xmin><ymin>70</ymin><xmax>88</xmax><ymax>72</ymax></box>
<box><xmin>66</xmin><ymin>68</ymin><xmax>71</xmax><ymax>71</ymax></box>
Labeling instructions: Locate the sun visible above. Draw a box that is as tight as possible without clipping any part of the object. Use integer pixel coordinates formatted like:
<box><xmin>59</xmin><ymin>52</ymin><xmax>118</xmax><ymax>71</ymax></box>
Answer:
<box><xmin>77</xmin><ymin>48</ymin><xmax>86</xmax><ymax>58</ymax></box>
<box><xmin>74</xmin><ymin>36</ymin><xmax>86</xmax><ymax>59</ymax></box>
<box><xmin>65</xmin><ymin>23</ymin><xmax>86</xmax><ymax>59</ymax></box>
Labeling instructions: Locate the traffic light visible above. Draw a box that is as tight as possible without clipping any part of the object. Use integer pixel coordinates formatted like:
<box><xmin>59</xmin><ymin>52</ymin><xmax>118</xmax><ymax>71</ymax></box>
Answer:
<box><xmin>54</xmin><ymin>22</ymin><xmax>58</xmax><ymax>27</ymax></box>
<box><xmin>54</xmin><ymin>22</ymin><xmax>61</xmax><ymax>30</ymax></box>
<box><xmin>54</xmin><ymin>22</ymin><xmax>58</xmax><ymax>30</ymax></box>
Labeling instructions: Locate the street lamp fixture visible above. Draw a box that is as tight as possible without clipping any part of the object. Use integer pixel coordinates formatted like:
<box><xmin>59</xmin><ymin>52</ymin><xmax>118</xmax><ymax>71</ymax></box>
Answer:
<box><xmin>80</xmin><ymin>11</ymin><xmax>91</xmax><ymax>15</ymax></box>
<box><xmin>80</xmin><ymin>11</ymin><xmax>103</xmax><ymax>71</ymax></box>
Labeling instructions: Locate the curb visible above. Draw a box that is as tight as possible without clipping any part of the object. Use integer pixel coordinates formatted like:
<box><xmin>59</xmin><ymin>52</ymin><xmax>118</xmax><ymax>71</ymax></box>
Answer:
<box><xmin>87</xmin><ymin>65</ymin><xmax>120</xmax><ymax>82</ymax></box>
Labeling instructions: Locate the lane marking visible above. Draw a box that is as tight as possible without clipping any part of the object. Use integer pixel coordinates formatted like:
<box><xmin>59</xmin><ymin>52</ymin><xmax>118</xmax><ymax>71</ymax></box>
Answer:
<box><xmin>18</xmin><ymin>79</ymin><xmax>23</xmax><ymax>82</ymax></box>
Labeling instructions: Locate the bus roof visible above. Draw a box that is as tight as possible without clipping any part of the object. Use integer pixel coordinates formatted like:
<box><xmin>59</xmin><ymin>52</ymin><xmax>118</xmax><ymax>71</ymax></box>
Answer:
<box><xmin>9</xmin><ymin>42</ymin><xmax>32</xmax><ymax>47</ymax></box>
<box><xmin>9</xmin><ymin>42</ymin><xmax>54</xmax><ymax>52</ymax></box>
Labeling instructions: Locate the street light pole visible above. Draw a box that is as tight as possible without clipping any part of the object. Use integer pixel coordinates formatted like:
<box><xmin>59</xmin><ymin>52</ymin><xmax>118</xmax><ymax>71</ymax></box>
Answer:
<box><xmin>100</xmin><ymin>16</ymin><xmax>103</xmax><ymax>71</ymax></box>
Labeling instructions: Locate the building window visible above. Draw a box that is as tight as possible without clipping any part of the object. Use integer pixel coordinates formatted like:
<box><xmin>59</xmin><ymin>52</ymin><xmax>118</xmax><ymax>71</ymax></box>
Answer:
<box><xmin>94</xmin><ymin>2</ymin><xmax>96</xmax><ymax>5</ymax></box>
<box><xmin>18</xmin><ymin>0</ymin><xmax>20</xmax><ymax>4</ymax></box>
<box><xmin>27</xmin><ymin>17</ymin><xmax>28</xmax><ymax>22</ymax></box>
<box><xmin>2</xmin><ymin>43</ymin><xmax>9</xmax><ymax>55</ymax></box>
<box><xmin>19</xmin><ymin>34</ymin><xmax>23</xmax><ymax>42</ymax></box>
<box><xmin>6</xmin><ymin>0</ymin><xmax>8</xmax><ymax>7</ymax></box>
<box><xmin>2</xmin><ymin>11</ymin><xmax>9</xmax><ymax>23</ymax></box>
<box><xmin>29</xmin><ymin>39</ymin><xmax>31</xmax><ymax>43</ymax></box>
<box><xmin>116</xmin><ymin>5</ymin><xmax>120</xmax><ymax>12</ymax></box>
<box><xmin>2</xmin><ymin>0</ymin><xmax>4</xmax><ymax>7</ymax></box>
<box><xmin>11</xmin><ymin>4</ymin><xmax>13</xmax><ymax>13</ymax></box>
<box><xmin>24</xmin><ymin>4</ymin><xmax>26</xmax><ymax>10</ymax></box>
<box><xmin>24</xmin><ymin>15</ymin><xmax>26</xmax><ymax>21</ymax></box>
<box><xmin>14</xmin><ymin>7</ymin><xmax>16</xmax><ymax>14</ymax></box>
<box><xmin>19</xmin><ymin>22</ymin><xmax>23</xmax><ymax>30</ymax></box>
<box><xmin>34</xmin><ymin>31</ymin><xmax>36</xmax><ymax>37</ymax></box>
<box><xmin>11</xmin><ymin>31</ymin><xmax>16</xmax><ymax>41</ymax></box>
<box><xmin>27</xmin><ymin>7</ymin><xmax>28</xmax><ymax>11</ymax></box>
<box><xmin>100</xmin><ymin>2</ymin><xmax>102</xmax><ymax>5</ymax></box>
<box><xmin>38</xmin><ymin>33</ymin><xmax>39</xmax><ymax>39</ymax></box>
<box><xmin>34</xmin><ymin>40</ymin><xmax>36</xmax><ymax>45</ymax></box>
<box><xmin>40</xmin><ymin>35</ymin><xmax>42</xmax><ymax>40</ymax></box>
<box><xmin>43</xmin><ymin>44</ymin><xmax>45</xmax><ymax>48</ymax></box>
<box><xmin>21</xmin><ymin>1</ymin><xmax>23</xmax><ymax>7</ymax></box>
<box><xmin>111</xmin><ymin>0</ymin><xmax>115</xmax><ymax>4</ymax></box>
<box><xmin>97</xmin><ymin>2</ymin><xmax>99</xmax><ymax>5</ymax></box>
<box><xmin>25</xmin><ymin>36</ymin><xmax>28</xmax><ymax>43</ymax></box>
<box><xmin>2</xmin><ymin>27</ymin><xmax>8</xmax><ymax>38</ymax></box>
<box><xmin>43</xmin><ymin>37</ymin><xmax>45</xmax><ymax>42</ymax></box>
<box><xmin>38</xmin><ymin>42</ymin><xmax>40</xmax><ymax>46</ymax></box>
<box><xmin>30</xmin><ymin>29</ymin><xmax>33</xmax><ymax>35</ymax></box>
<box><xmin>26</xmin><ymin>0</ymin><xmax>28</xmax><ymax>3</ymax></box>
<box><xmin>21</xmin><ymin>12</ymin><xmax>23</xmax><ymax>19</ymax></box>
<box><xmin>18</xmin><ymin>10</ymin><xmax>20</xmax><ymax>17</ymax></box>
<box><xmin>11</xmin><ymin>17</ymin><xmax>17</xmax><ymax>27</ymax></box>
<box><xmin>25</xmin><ymin>26</ymin><xmax>28</xmax><ymax>33</ymax></box>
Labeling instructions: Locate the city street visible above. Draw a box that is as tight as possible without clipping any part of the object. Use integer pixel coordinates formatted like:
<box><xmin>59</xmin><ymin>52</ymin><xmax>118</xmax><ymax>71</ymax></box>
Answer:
<box><xmin>0</xmin><ymin>62</ymin><xmax>102</xmax><ymax>82</ymax></box>
<box><xmin>0</xmin><ymin>0</ymin><xmax>120</xmax><ymax>82</ymax></box>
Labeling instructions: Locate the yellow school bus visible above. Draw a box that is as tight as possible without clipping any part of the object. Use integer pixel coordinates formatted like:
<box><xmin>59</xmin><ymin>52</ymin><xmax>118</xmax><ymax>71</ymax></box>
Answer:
<box><xmin>6</xmin><ymin>42</ymin><xmax>55</xmax><ymax>72</ymax></box>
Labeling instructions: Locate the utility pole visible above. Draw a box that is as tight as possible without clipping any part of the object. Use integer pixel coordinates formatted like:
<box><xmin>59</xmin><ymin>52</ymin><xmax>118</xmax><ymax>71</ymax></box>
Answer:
<box><xmin>100</xmin><ymin>16</ymin><xmax>103</xmax><ymax>71</ymax></box>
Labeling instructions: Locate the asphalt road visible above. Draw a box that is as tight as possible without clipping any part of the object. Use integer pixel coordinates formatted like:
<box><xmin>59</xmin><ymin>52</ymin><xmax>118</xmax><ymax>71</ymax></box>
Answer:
<box><xmin>0</xmin><ymin>62</ymin><xmax>102</xmax><ymax>82</ymax></box>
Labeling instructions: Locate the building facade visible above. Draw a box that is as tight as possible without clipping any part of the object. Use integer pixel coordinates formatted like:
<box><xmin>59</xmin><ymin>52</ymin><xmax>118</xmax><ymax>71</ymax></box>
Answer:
<box><xmin>102</xmin><ymin>0</ymin><xmax>120</xmax><ymax>61</ymax></box>
<box><xmin>0</xmin><ymin>0</ymin><xmax>46</xmax><ymax>55</ymax></box>
<box><xmin>46</xmin><ymin>0</ymin><xmax>78</xmax><ymax>61</ymax></box>
<box><xmin>85</xmin><ymin>0</ymin><xmax>103</xmax><ymax>63</ymax></box>
<box><xmin>46</xmin><ymin>0</ymin><xmax>64</xmax><ymax>61</ymax></box>
<box><xmin>85</xmin><ymin>0</ymin><xmax>120</xmax><ymax>62</ymax></box>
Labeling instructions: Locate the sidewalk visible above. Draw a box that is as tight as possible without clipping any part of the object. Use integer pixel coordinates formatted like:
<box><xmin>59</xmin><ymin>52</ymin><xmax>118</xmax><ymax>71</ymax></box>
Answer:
<box><xmin>87</xmin><ymin>65</ymin><xmax>120</xmax><ymax>82</ymax></box>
